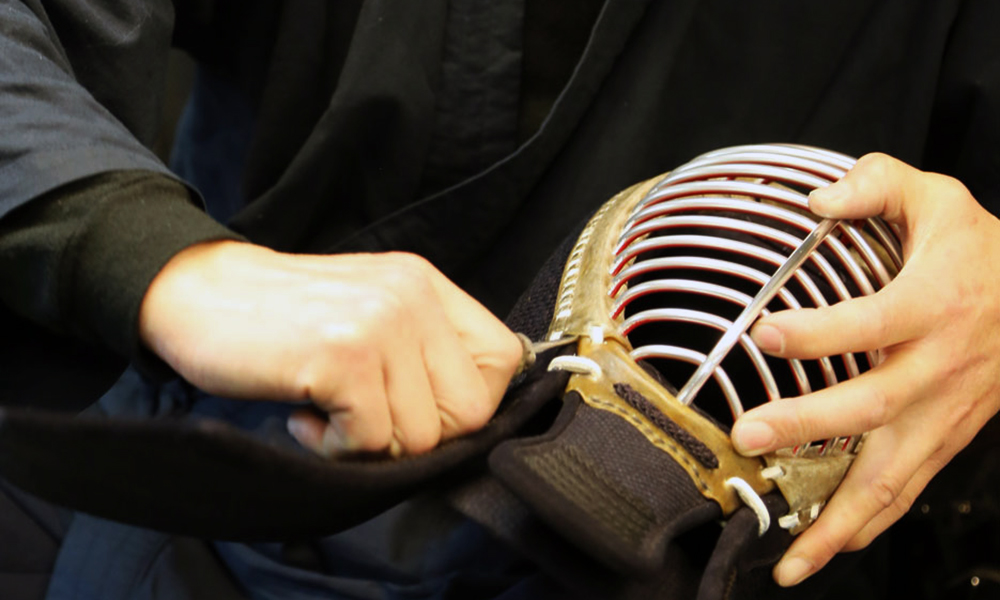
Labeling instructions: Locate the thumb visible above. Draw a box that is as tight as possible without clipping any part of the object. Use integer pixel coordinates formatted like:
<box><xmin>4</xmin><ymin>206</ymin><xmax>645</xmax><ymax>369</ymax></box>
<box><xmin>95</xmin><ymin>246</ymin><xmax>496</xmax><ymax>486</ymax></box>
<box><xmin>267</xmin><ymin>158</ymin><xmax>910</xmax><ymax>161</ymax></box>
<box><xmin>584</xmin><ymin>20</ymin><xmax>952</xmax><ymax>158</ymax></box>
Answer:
<box><xmin>807</xmin><ymin>153</ymin><xmax>935</xmax><ymax>228</ymax></box>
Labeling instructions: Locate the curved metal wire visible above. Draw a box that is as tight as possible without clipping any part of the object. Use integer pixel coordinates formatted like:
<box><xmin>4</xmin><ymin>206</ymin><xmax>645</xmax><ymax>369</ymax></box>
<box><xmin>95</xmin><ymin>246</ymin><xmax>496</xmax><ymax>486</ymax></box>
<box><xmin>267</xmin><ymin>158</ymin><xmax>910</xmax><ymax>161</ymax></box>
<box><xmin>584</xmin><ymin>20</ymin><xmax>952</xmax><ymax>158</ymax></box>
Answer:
<box><xmin>612</xmin><ymin>253</ymin><xmax>842</xmax><ymax>388</ymax></box>
<box><xmin>608</xmin><ymin>144</ymin><xmax>900</xmax><ymax>456</ymax></box>
<box><xmin>613</xmin><ymin>279</ymin><xmax>812</xmax><ymax>396</ymax></box>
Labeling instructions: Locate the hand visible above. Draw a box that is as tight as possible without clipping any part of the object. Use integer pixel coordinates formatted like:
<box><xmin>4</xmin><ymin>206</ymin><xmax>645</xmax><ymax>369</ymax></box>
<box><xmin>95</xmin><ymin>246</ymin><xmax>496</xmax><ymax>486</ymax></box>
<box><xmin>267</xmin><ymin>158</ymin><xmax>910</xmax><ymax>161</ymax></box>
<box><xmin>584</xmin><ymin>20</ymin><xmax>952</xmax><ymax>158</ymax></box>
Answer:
<box><xmin>139</xmin><ymin>241</ymin><xmax>523</xmax><ymax>456</ymax></box>
<box><xmin>729</xmin><ymin>154</ymin><xmax>1000</xmax><ymax>586</ymax></box>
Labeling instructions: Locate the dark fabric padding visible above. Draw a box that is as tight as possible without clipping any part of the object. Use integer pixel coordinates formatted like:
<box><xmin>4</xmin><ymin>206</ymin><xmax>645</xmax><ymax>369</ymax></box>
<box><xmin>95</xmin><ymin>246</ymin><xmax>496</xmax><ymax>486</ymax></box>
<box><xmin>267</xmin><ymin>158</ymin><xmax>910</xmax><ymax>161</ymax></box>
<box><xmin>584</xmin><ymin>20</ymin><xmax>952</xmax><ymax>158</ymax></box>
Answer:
<box><xmin>0</xmin><ymin>353</ymin><xmax>570</xmax><ymax>541</ymax></box>
<box><xmin>489</xmin><ymin>392</ymin><xmax>721</xmax><ymax>577</ymax></box>
<box><xmin>450</xmin><ymin>472</ymin><xmax>717</xmax><ymax>600</ymax></box>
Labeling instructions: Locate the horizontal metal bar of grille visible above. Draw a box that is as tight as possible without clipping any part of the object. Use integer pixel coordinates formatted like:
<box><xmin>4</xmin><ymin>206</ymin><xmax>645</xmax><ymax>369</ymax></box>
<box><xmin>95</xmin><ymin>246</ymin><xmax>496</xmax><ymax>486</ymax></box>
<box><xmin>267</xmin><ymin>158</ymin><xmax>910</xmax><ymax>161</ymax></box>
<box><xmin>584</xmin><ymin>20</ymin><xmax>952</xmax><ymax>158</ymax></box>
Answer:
<box><xmin>608</xmin><ymin>144</ymin><xmax>899</xmax><ymax>456</ymax></box>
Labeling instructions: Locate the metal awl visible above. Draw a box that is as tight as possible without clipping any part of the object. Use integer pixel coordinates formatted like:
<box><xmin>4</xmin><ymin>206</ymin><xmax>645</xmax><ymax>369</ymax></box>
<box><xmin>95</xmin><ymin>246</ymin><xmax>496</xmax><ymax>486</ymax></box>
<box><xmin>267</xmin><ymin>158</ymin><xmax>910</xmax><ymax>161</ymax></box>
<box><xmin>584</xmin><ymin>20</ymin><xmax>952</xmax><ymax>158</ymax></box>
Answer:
<box><xmin>675</xmin><ymin>218</ymin><xmax>841</xmax><ymax>405</ymax></box>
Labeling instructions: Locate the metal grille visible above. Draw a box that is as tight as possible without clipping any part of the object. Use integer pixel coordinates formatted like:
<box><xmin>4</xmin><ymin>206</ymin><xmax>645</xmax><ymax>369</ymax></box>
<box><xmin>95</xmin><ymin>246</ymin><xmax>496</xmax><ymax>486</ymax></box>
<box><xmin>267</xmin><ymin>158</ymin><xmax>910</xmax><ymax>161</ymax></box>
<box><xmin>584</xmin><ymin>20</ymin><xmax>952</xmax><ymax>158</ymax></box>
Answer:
<box><xmin>610</xmin><ymin>144</ymin><xmax>902</xmax><ymax>455</ymax></box>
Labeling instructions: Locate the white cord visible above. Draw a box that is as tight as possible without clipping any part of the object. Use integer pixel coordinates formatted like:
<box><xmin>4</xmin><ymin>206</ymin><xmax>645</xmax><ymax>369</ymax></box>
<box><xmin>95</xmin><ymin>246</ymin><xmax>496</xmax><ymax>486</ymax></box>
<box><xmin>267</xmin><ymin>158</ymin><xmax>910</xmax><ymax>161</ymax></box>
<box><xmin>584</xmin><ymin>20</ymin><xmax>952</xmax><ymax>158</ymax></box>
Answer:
<box><xmin>726</xmin><ymin>477</ymin><xmax>771</xmax><ymax>536</ymax></box>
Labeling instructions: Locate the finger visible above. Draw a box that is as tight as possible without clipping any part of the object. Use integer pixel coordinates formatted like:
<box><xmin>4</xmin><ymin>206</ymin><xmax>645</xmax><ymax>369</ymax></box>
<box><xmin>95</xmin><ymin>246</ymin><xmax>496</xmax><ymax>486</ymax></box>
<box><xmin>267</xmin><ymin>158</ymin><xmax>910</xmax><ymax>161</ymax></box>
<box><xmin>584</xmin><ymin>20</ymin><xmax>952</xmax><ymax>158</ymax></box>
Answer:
<box><xmin>807</xmin><ymin>153</ymin><xmax>932</xmax><ymax>225</ymax></box>
<box><xmin>286</xmin><ymin>409</ymin><xmax>327</xmax><ymax>452</ymax></box>
<box><xmin>316</xmin><ymin>251</ymin><xmax>522</xmax><ymax>401</ymax></box>
<box><xmin>420</xmin><ymin>323</ymin><xmax>494</xmax><ymax>440</ymax></box>
<box><xmin>419</xmin><ymin>263</ymin><xmax>522</xmax><ymax>400</ymax></box>
<box><xmin>843</xmin><ymin>402</ymin><xmax>988</xmax><ymax>552</ymax></box>
<box><xmin>842</xmin><ymin>453</ymin><xmax>945</xmax><ymax>552</ymax></box>
<box><xmin>750</xmin><ymin>279</ymin><xmax>926</xmax><ymax>359</ymax></box>
<box><xmin>731</xmin><ymin>349</ymin><xmax>932</xmax><ymax>455</ymax></box>
<box><xmin>383</xmin><ymin>335</ymin><xmax>441</xmax><ymax>456</ymax></box>
<box><xmin>377</xmin><ymin>253</ymin><xmax>510</xmax><ymax>439</ymax></box>
<box><xmin>306</xmin><ymin>352</ymin><xmax>394</xmax><ymax>455</ymax></box>
<box><xmin>773</xmin><ymin>413</ymin><xmax>939</xmax><ymax>587</ymax></box>
<box><xmin>286</xmin><ymin>408</ymin><xmax>388</xmax><ymax>457</ymax></box>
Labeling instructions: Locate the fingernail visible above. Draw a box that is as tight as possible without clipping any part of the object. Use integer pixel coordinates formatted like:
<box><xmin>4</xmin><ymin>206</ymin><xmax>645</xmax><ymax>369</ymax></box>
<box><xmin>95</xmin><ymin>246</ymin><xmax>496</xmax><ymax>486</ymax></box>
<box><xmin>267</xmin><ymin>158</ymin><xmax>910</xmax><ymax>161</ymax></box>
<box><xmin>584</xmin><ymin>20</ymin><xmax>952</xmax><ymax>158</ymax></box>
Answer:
<box><xmin>321</xmin><ymin>415</ymin><xmax>357</xmax><ymax>456</ymax></box>
<box><xmin>731</xmin><ymin>420</ymin><xmax>775</xmax><ymax>456</ymax></box>
<box><xmin>775</xmin><ymin>556</ymin><xmax>815</xmax><ymax>587</ymax></box>
<box><xmin>808</xmin><ymin>185</ymin><xmax>846</xmax><ymax>218</ymax></box>
<box><xmin>286</xmin><ymin>417</ymin><xmax>309</xmax><ymax>443</ymax></box>
<box><xmin>750</xmin><ymin>323</ymin><xmax>784</xmax><ymax>354</ymax></box>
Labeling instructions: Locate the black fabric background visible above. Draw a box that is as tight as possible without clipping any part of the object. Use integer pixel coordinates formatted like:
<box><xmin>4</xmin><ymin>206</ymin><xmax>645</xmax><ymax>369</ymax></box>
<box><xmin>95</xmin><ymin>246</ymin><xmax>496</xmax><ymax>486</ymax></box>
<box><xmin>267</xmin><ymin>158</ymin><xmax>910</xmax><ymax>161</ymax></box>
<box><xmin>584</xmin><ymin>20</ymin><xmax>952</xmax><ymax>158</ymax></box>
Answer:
<box><xmin>1</xmin><ymin>0</ymin><xmax>1000</xmax><ymax>598</ymax></box>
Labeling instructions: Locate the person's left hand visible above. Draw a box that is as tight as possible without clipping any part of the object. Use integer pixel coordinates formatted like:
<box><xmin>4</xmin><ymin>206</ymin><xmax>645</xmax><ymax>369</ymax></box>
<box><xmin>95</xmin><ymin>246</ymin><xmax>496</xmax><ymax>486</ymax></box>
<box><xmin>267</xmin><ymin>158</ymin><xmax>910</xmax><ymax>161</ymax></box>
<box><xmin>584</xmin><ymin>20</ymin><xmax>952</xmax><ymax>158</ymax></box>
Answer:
<box><xmin>728</xmin><ymin>153</ymin><xmax>1000</xmax><ymax>587</ymax></box>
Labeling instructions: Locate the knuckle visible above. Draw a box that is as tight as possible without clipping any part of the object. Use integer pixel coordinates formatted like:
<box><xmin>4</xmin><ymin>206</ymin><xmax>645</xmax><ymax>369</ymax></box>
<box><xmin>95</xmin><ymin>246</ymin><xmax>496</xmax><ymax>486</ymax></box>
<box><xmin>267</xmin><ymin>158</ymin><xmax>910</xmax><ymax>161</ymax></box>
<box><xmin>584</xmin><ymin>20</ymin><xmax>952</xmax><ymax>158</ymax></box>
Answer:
<box><xmin>937</xmin><ymin>284</ymin><xmax>975</xmax><ymax>323</ymax></box>
<box><xmin>501</xmin><ymin>332</ymin><xmax>526</xmax><ymax>369</ymax></box>
<box><xmin>376</xmin><ymin>259</ymin><xmax>435</xmax><ymax>302</ymax></box>
<box><xmin>869</xmin><ymin>474</ymin><xmax>904</xmax><ymax>512</ymax></box>
<box><xmin>816</xmin><ymin>533</ymin><xmax>845</xmax><ymax>560</ymax></box>
<box><xmin>481</xmin><ymin>332</ymin><xmax>525</xmax><ymax>379</ymax></box>
<box><xmin>783</xmin><ymin>414</ymin><xmax>810</xmax><ymax>446</ymax></box>
<box><xmin>940</xmin><ymin>402</ymin><xmax>977</xmax><ymax>447</ymax></box>
<box><xmin>380</xmin><ymin>253</ymin><xmax>434</xmax><ymax>283</ymax></box>
<box><xmin>336</xmin><ymin>292</ymin><xmax>411</xmax><ymax>340</ymax></box>
<box><xmin>769</xmin><ymin>404</ymin><xmax>813</xmax><ymax>448</ymax></box>
<box><xmin>892</xmin><ymin>489</ymin><xmax>918</xmax><ymax>516</ymax></box>
<box><xmin>365</xmin><ymin>292</ymin><xmax>408</xmax><ymax>326</ymax></box>
<box><xmin>803</xmin><ymin>522</ymin><xmax>847</xmax><ymax>563</ymax></box>
<box><xmin>856</xmin><ymin>152</ymin><xmax>893</xmax><ymax>173</ymax></box>
<box><xmin>787</xmin><ymin>395</ymin><xmax>834</xmax><ymax>443</ymax></box>
<box><xmin>320</xmin><ymin>326</ymin><xmax>381</xmax><ymax>367</ymax></box>
<box><xmin>864</xmin><ymin>298</ymin><xmax>893</xmax><ymax>346</ymax></box>
<box><xmin>929</xmin><ymin>172</ymin><xmax>969</xmax><ymax>197</ymax></box>
<box><xmin>398</xmin><ymin>423</ymin><xmax>441</xmax><ymax>455</ymax></box>
<box><xmin>861</xmin><ymin>384</ymin><xmax>892</xmax><ymax>430</ymax></box>
<box><xmin>384</xmin><ymin>251</ymin><xmax>433</xmax><ymax>272</ymax></box>
<box><xmin>462</xmin><ymin>398</ymin><xmax>496</xmax><ymax>431</ymax></box>
<box><xmin>444</xmin><ymin>397</ymin><xmax>495</xmax><ymax>436</ymax></box>
<box><xmin>352</xmin><ymin>419</ymin><xmax>394</xmax><ymax>453</ymax></box>
<box><xmin>842</xmin><ymin>530</ymin><xmax>877</xmax><ymax>553</ymax></box>
<box><xmin>853</xmin><ymin>153</ymin><xmax>901</xmax><ymax>219</ymax></box>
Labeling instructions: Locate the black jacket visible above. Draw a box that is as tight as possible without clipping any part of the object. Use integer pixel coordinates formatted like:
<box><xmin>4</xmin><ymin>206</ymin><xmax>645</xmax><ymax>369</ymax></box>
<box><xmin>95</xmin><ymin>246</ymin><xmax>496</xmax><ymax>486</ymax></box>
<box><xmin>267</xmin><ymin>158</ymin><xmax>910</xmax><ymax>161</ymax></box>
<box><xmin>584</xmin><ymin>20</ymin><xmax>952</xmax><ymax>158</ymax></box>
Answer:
<box><xmin>0</xmin><ymin>1</ymin><xmax>999</xmax><ymax>598</ymax></box>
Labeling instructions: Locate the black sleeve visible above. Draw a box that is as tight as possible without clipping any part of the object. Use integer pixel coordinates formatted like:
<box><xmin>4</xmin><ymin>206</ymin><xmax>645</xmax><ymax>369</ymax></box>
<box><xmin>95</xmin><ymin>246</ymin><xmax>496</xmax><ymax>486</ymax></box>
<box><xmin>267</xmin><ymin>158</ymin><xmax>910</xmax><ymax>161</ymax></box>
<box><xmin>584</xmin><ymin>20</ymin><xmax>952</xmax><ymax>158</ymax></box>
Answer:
<box><xmin>0</xmin><ymin>171</ymin><xmax>243</xmax><ymax>371</ymax></box>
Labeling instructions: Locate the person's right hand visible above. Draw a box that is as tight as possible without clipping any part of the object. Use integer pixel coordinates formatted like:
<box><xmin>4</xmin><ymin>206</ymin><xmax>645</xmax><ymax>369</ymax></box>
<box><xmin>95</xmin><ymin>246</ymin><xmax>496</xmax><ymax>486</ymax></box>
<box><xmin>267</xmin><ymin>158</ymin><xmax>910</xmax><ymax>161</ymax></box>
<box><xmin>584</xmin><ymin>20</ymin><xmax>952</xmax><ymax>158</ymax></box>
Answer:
<box><xmin>730</xmin><ymin>154</ymin><xmax>1000</xmax><ymax>587</ymax></box>
<box><xmin>138</xmin><ymin>241</ymin><xmax>523</xmax><ymax>457</ymax></box>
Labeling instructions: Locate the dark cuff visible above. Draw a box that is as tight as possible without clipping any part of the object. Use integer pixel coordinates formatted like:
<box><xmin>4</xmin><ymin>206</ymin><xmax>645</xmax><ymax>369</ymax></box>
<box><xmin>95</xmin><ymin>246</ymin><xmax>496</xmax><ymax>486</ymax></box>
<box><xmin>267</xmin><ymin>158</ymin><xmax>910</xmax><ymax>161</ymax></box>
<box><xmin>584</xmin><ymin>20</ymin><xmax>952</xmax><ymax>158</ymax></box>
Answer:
<box><xmin>0</xmin><ymin>171</ymin><xmax>245</xmax><ymax>378</ymax></box>
<box><xmin>64</xmin><ymin>173</ymin><xmax>246</xmax><ymax>376</ymax></box>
